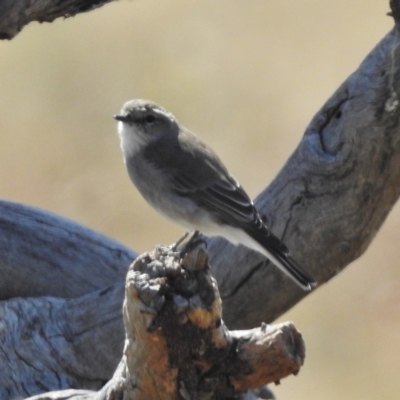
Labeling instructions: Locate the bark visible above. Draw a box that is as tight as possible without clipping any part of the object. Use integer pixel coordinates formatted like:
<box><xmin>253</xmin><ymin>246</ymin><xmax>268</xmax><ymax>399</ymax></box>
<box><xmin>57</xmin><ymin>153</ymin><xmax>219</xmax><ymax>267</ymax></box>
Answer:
<box><xmin>0</xmin><ymin>0</ymin><xmax>114</xmax><ymax>39</ymax></box>
<box><xmin>211</xmin><ymin>13</ymin><xmax>400</xmax><ymax>327</ymax></box>
<box><xmin>0</xmin><ymin>200</ymin><xmax>135</xmax><ymax>300</ymax></box>
<box><xmin>26</xmin><ymin>242</ymin><xmax>304</xmax><ymax>400</ymax></box>
<box><xmin>0</xmin><ymin>282</ymin><xmax>125</xmax><ymax>399</ymax></box>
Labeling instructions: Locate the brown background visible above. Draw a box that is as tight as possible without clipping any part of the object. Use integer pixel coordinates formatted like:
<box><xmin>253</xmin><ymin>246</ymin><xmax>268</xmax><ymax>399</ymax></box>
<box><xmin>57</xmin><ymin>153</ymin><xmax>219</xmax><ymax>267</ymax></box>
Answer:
<box><xmin>0</xmin><ymin>1</ymin><xmax>397</xmax><ymax>399</ymax></box>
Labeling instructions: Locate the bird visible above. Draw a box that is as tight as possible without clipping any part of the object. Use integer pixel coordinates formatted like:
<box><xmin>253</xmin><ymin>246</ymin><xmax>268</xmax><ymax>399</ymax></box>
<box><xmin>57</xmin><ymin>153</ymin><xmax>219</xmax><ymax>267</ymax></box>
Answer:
<box><xmin>114</xmin><ymin>99</ymin><xmax>316</xmax><ymax>290</ymax></box>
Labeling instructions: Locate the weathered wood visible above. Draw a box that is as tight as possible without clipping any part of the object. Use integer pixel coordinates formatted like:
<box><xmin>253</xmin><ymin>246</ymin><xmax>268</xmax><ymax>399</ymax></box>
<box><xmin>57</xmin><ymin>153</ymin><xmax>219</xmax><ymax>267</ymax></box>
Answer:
<box><xmin>0</xmin><ymin>282</ymin><xmax>124</xmax><ymax>399</ymax></box>
<box><xmin>26</xmin><ymin>243</ymin><xmax>304</xmax><ymax>400</ymax></box>
<box><xmin>0</xmin><ymin>200</ymin><xmax>134</xmax><ymax>300</ymax></box>
<box><xmin>0</xmin><ymin>0</ymin><xmax>114</xmax><ymax>39</ymax></box>
<box><xmin>210</xmin><ymin>17</ymin><xmax>400</xmax><ymax>327</ymax></box>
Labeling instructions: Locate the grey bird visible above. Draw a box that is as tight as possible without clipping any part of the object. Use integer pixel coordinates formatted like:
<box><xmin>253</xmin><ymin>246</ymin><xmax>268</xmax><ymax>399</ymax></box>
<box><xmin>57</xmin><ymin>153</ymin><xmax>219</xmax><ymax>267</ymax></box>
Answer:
<box><xmin>114</xmin><ymin>99</ymin><xmax>316</xmax><ymax>290</ymax></box>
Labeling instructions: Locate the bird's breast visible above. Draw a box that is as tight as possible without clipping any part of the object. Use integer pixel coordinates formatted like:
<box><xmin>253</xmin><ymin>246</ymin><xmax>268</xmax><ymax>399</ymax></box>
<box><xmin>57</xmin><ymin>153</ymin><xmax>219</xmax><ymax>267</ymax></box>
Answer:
<box><xmin>126</xmin><ymin>156</ymin><xmax>212</xmax><ymax>230</ymax></box>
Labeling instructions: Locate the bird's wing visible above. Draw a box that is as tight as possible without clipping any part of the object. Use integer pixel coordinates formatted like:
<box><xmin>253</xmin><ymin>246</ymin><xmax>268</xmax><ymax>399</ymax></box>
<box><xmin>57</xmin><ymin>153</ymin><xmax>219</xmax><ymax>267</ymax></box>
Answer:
<box><xmin>143</xmin><ymin>127</ymin><xmax>288</xmax><ymax>253</ymax></box>
<box><xmin>172</xmin><ymin>173</ymin><xmax>256</xmax><ymax>223</ymax></box>
<box><xmin>172</xmin><ymin>172</ymin><xmax>317</xmax><ymax>290</ymax></box>
<box><xmin>171</xmin><ymin>173</ymin><xmax>289</xmax><ymax>254</ymax></box>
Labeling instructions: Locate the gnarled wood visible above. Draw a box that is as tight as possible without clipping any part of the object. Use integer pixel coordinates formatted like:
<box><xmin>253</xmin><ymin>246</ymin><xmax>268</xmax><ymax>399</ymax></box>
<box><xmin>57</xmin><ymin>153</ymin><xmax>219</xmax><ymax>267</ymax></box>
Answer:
<box><xmin>0</xmin><ymin>200</ymin><xmax>134</xmax><ymax>300</ymax></box>
<box><xmin>210</xmin><ymin>17</ymin><xmax>400</xmax><ymax>327</ymax></box>
<box><xmin>0</xmin><ymin>0</ymin><xmax>114</xmax><ymax>39</ymax></box>
<box><xmin>0</xmin><ymin>282</ymin><xmax>124</xmax><ymax>399</ymax></box>
<box><xmin>26</xmin><ymin>242</ymin><xmax>304</xmax><ymax>400</ymax></box>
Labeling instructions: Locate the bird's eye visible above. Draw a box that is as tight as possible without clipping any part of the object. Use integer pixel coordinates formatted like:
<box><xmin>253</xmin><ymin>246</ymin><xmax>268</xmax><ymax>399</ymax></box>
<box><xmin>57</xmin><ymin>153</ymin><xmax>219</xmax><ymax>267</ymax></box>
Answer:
<box><xmin>144</xmin><ymin>115</ymin><xmax>156</xmax><ymax>124</ymax></box>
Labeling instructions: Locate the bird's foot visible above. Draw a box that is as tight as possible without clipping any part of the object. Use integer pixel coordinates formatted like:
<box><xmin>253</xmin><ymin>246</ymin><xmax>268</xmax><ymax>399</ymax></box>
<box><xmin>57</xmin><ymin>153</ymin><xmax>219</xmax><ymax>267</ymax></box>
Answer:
<box><xmin>179</xmin><ymin>230</ymin><xmax>207</xmax><ymax>257</ymax></box>
<box><xmin>170</xmin><ymin>231</ymin><xmax>191</xmax><ymax>251</ymax></box>
<box><xmin>170</xmin><ymin>231</ymin><xmax>207</xmax><ymax>256</ymax></box>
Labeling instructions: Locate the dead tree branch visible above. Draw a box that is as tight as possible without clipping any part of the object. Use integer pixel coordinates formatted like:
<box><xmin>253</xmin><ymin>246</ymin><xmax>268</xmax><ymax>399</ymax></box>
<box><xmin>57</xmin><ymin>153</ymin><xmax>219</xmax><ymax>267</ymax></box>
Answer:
<box><xmin>26</xmin><ymin>242</ymin><xmax>305</xmax><ymax>400</ymax></box>
<box><xmin>0</xmin><ymin>0</ymin><xmax>115</xmax><ymax>39</ymax></box>
<box><xmin>0</xmin><ymin>282</ymin><xmax>125</xmax><ymax>399</ymax></box>
<box><xmin>211</xmin><ymin>7</ymin><xmax>400</xmax><ymax>327</ymax></box>
<box><xmin>0</xmin><ymin>200</ymin><xmax>134</xmax><ymax>300</ymax></box>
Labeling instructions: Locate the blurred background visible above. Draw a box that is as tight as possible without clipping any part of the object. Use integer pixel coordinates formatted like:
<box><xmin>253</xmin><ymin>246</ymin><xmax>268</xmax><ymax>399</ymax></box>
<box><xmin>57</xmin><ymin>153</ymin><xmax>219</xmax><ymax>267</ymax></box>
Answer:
<box><xmin>0</xmin><ymin>1</ymin><xmax>397</xmax><ymax>399</ymax></box>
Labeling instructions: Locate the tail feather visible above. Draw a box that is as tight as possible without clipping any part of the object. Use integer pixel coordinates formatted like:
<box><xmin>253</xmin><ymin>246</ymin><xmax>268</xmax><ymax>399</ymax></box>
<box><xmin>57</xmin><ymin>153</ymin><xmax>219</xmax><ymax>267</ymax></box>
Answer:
<box><xmin>266</xmin><ymin>245</ymin><xmax>317</xmax><ymax>291</ymax></box>
<box><xmin>244</xmin><ymin>226</ymin><xmax>317</xmax><ymax>291</ymax></box>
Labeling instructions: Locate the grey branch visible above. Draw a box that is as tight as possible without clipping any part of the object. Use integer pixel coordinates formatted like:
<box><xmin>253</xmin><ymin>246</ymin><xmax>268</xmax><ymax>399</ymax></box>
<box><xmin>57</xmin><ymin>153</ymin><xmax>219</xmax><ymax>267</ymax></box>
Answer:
<box><xmin>0</xmin><ymin>281</ymin><xmax>125</xmax><ymax>399</ymax></box>
<box><xmin>211</xmin><ymin>12</ymin><xmax>400</xmax><ymax>328</ymax></box>
<box><xmin>26</xmin><ymin>242</ymin><xmax>304</xmax><ymax>400</ymax></box>
<box><xmin>0</xmin><ymin>0</ymin><xmax>114</xmax><ymax>39</ymax></box>
<box><xmin>0</xmin><ymin>200</ymin><xmax>135</xmax><ymax>300</ymax></box>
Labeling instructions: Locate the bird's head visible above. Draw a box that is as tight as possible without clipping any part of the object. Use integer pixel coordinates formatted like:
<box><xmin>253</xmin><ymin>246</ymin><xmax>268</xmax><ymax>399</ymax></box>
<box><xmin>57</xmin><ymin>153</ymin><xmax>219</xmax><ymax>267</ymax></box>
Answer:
<box><xmin>114</xmin><ymin>99</ymin><xmax>179</xmax><ymax>157</ymax></box>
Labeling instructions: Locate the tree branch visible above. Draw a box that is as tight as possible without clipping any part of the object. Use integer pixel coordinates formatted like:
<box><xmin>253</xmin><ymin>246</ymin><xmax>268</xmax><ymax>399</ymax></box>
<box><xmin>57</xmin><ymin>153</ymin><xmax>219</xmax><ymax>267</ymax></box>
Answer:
<box><xmin>211</xmin><ymin>9</ymin><xmax>400</xmax><ymax>327</ymax></box>
<box><xmin>26</xmin><ymin>242</ymin><xmax>305</xmax><ymax>400</ymax></box>
<box><xmin>0</xmin><ymin>282</ymin><xmax>125</xmax><ymax>399</ymax></box>
<box><xmin>0</xmin><ymin>200</ymin><xmax>134</xmax><ymax>300</ymax></box>
<box><xmin>0</xmin><ymin>0</ymin><xmax>114</xmax><ymax>39</ymax></box>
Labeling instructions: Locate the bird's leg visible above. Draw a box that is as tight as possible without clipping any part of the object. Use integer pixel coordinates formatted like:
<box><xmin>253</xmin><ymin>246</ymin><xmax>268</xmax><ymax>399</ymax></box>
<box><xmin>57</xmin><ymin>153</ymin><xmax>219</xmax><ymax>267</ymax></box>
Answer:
<box><xmin>171</xmin><ymin>231</ymin><xmax>206</xmax><ymax>256</ymax></box>
<box><xmin>189</xmin><ymin>230</ymin><xmax>200</xmax><ymax>243</ymax></box>
<box><xmin>179</xmin><ymin>230</ymin><xmax>207</xmax><ymax>257</ymax></box>
<box><xmin>170</xmin><ymin>231</ymin><xmax>191</xmax><ymax>251</ymax></box>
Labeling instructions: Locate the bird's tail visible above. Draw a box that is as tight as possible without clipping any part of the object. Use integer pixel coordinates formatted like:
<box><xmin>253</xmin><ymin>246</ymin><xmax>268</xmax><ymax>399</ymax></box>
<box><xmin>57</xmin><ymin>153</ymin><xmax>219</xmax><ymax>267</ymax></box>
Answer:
<box><xmin>263</xmin><ymin>244</ymin><xmax>317</xmax><ymax>291</ymax></box>
<box><xmin>244</xmin><ymin>226</ymin><xmax>317</xmax><ymax>291</ymax></box>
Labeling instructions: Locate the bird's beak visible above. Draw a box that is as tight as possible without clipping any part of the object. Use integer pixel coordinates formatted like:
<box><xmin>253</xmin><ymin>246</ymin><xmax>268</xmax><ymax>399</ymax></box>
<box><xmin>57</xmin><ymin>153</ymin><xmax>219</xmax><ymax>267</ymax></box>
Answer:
<box><xmin>114</xmin><ymin>114</ymin><xmax>130</xmax><ymax>122</ymax></box>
